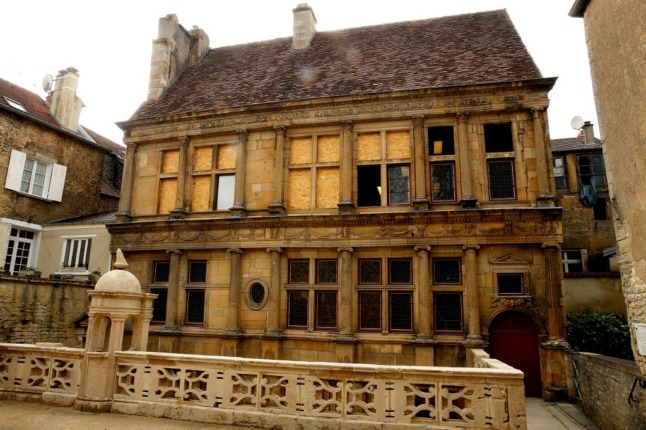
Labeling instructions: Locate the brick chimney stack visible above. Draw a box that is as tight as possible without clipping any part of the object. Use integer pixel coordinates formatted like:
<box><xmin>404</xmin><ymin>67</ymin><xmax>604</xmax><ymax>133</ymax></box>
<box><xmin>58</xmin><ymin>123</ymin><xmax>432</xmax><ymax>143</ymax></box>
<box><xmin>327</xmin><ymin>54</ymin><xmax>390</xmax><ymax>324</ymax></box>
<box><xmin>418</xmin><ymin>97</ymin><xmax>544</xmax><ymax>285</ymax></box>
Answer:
<box><xmin>49</xmin><ymin>67</ymin><xmax>84</xmax><ymax>132</ymax></box>
<box><xmin>582</xmin><ymin>121</ymin><xmax>595</xmax><ymax>144</ymax></box>
<box><xmin>292</xmin><ymin>3</ymin><xmax>317</xmax><ymax>49</ymax></box>
<box><xmin>147</xmin><ymin>14</ymin><xmax>210</xmax><ymax>101</ymax></box>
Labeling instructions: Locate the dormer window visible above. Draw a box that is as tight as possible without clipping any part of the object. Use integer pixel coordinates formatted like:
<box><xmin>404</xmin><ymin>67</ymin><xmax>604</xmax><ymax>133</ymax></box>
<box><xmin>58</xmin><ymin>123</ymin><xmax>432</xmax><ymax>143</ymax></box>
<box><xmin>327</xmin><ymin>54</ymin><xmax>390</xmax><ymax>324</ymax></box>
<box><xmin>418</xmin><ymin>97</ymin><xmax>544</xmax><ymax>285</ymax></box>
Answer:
<box><xmin>3</xmin><ymin>97</ymin><xmax>26</xmax><ymax>113</ymax></box>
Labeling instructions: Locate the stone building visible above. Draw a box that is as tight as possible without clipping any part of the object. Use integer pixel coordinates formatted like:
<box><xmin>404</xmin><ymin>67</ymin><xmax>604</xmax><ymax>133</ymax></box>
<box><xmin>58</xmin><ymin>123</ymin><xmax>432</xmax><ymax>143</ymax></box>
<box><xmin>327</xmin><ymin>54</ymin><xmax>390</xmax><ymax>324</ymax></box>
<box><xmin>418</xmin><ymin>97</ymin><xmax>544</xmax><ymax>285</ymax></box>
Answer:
<box><xmin>570</xmin><ymin>0</ymin><xmax>646</xmax><ymax>374</ymax></box>
<box><xmin>0</xmin><ymin>69</ymin><xmax>124</xmax><ymax>276</ymax></box>
<box><xmin>112</xmin><ymin>6</ymin><xmax>570</xmax><ymax>398</ymax></box>
<box><xmin>551</xmin><ymin>122</ymin><xmax>623</xmax><ymax>314</ymax></box>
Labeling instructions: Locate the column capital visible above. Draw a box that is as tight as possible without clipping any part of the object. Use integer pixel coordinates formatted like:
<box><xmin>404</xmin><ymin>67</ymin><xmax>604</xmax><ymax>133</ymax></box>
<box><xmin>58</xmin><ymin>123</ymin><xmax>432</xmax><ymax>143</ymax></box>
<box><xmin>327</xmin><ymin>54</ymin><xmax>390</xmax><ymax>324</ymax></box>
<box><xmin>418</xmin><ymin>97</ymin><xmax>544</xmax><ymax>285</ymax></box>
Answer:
<box><xmin>227</xmin><ymin>248</ymin><xmax>245</xmax><ymax>256</ymax></box>
<box><xmin>463</xmin><ymin>244</ymin><xmax>481</xmax><ymax>253</ymax></box>
<box><xmin>273</xmin><ymin>125</ymin><xmax>287</xmax><ymax>134</ymax></box>
<box><xmin>342</xmin><ymin>121</ymin><xmax>354</xmax><ymax>130</ymax></box>
<box><xmin>531</xmin><ymin>107</ymin><xmax>545</xmax><ymax>117</ymax></box>
<box><xmin>165</xmin><ymin>249</ymin><xmax>183</xmax><ymax>256</ymax></box>
<box><xmin>236</xmin><ymin>129</ymin><xmax>248</xmax><ymax>139</ymax></box>
<box><xmin>178</xmin><ymin>136</ymin><xmax>190</xmax><ymax>146</ymax></box>
<box><xmin>412</xmin><ymin>115</ymin><xmax>425</xmax><ymax>126</ymax></box>
<box><xmin>541</xmin><ymin>242</ymin><xmax>560</xmax><ymax>251</ymax></box>
<box><xmin>337</xmin><ymin>247</ymin><xmax>354</xmax><ymax>254</ymax></box>
<box><xmin>457</xmin><ymin>112</ymin><xmax>470</xmax><ymax>123</ymax></box>
<box><xmin>414</xmin><ymin>245</ymin><xmax>432</xmax><ymax>254</ymax></box>
<box><xmin>266</xmin><ymin>247</ymin><xmax>284</xmax><ymax>254</ymax></box>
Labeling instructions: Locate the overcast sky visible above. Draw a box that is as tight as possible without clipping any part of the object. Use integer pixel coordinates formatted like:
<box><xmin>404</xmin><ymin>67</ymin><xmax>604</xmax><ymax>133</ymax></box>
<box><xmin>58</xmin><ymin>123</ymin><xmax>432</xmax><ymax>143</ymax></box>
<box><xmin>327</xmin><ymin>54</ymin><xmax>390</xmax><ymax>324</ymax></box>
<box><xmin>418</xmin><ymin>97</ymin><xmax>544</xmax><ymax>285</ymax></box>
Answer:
<box><xmin>1</xmin><ymin>0</ymin><xmax>596</xmax><ymax>145</ymax></box>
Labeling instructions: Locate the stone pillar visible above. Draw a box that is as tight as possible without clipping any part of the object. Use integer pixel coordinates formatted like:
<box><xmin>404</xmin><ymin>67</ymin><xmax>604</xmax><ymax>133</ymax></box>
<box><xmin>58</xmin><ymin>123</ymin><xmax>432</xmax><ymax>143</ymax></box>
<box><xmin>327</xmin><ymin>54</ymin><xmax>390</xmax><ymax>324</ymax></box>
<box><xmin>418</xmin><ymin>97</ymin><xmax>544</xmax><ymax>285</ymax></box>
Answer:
<box><xmin>533</xmin><ymin>109</ymin><xmax>553</xmax><ymax>206</ymax></box>
<box><xmin>116</xmin><ymin>143</ymin><xmax>138</xmax><ymax>221</ymax></box>
<box><xmin>170</xmin><ymin>136</ymin><xmax>189</xmax><ymax>219</ymax></box>
<box><xmin>463</xmin><ymin>245</ymin><xmax>484</xmax><ymax>345</ymax></box>
<box><xmin>224</xmin><ymin>248</ymin><xmax>244</xmax><ymax>335</ymax></box>
<box><xmin>268</xmin><ymin>127</ymin><xmax>287</xmax><ymax>215</ymax></box>
<box><xmin>542</xmin><ymin>243</ymin><xmax>566</xmax><ymax>341</ymax></box>
<box><xmin>413</xmin><ymin>116</ymin><xmax>429</xmax><ymax>211</ymax></box>
<box><xmin>336</xmin><ymin>247</ymin><xmax>354</xmax><ymax>338</ymax></box>
<box><xmin>164</xmin><ymin>250</ymin><xmax>182</xmax><ymax>330</ymax></box>
<box><xmin>414</xmin><ymin>245</ymin><xmax>433</xmax><ymax>338</ymax></box>
<box><xmin>266</xmin><ymin>247</ymin><xmax>283</xmax><ymax>336</ymax></box>
<box><xmin>230</xmin><ymin>130</ymin><xmax>247</xmax><ymax>217</ymax></box>
<box><xmin>457</xmin><ymin>114</ymin><xmax>476</xmax><ymax>208</ymax></box>
<box><xmin>338</xmin><ymin>122</ymin><xmax>355</xmax><ymax>214</ymax></box>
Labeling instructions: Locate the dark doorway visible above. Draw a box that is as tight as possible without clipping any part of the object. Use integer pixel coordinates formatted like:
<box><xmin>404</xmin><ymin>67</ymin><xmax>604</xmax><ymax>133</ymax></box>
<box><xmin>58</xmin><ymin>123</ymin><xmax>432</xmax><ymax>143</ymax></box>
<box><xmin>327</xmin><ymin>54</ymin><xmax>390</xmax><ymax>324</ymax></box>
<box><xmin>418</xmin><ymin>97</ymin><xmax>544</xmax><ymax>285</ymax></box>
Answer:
<box><xmin>487</xmin><ymin>311</ymin><xmax>542</xmax><ymax>397</ymax></box>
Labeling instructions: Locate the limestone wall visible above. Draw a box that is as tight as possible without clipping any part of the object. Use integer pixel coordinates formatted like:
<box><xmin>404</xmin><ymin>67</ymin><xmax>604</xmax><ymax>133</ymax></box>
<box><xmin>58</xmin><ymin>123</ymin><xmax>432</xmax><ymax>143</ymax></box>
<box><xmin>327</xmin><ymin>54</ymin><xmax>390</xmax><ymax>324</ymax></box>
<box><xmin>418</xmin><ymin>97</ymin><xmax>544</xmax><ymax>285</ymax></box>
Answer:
<box><xmin>0</xmin><ymin>277</ymin><xmax>90</xmax><ymax>346</ymax></box>
<box><xmin>581</xmin><ymin>0</ymin><xmax>646</xmax><ymax>374</ymax></box>
<box><xmin>575</xmin><ymin>352</ymin><xmax>646</xmax><ymax>430</ymax></box>
<box><xmin>564</xmin><ymin>275</ymin><xmax>625</xmax><ymax>314</ymax></box>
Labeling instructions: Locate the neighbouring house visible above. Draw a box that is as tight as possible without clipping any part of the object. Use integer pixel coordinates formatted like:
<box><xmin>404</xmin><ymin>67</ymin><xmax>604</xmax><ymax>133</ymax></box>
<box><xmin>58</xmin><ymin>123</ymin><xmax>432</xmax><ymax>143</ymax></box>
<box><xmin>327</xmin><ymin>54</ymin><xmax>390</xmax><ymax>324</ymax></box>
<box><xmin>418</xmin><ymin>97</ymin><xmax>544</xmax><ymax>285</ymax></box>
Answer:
<box><xmin>551</xmin><ymin>122</ymin><xmax>624</xmax><ymax>314</ymax></box>
<box><xmin>111</xmin><ymin>5</ymin><xmax>570</xmax><ymax>398</ymax></box>
<box><xmin>570</xmin><ymin>0</ymin><xmax>646</xmax><ymax>375</ymax></box>
<box><xmin>0</xmin><ymin>68</ymin><xmax>125</xmax><ymax>278</ymax></box>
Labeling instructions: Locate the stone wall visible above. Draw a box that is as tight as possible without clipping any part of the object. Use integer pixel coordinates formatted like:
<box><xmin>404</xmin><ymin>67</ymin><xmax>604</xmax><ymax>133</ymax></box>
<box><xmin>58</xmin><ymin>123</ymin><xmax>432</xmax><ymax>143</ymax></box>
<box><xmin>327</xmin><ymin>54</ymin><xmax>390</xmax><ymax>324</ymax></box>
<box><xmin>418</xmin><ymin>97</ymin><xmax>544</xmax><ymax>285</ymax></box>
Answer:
<box><xmin>0</xmin><ymin>112</ymin><xmax>108</xmax><ymax>225</ymax></box>
<box><xmin>0</xmin><ymin>276</ymin><xmax>91</xmax><ymax>347</ymax></box>
<box><xmin>579</xmin><ymin>0</ymin><xmax>646</xmax><ymax>374</ymax></box>
<box><xmin>575</xmin><ymin>352</ymin><xmax>646</xmax><ymax>430</ymax></box>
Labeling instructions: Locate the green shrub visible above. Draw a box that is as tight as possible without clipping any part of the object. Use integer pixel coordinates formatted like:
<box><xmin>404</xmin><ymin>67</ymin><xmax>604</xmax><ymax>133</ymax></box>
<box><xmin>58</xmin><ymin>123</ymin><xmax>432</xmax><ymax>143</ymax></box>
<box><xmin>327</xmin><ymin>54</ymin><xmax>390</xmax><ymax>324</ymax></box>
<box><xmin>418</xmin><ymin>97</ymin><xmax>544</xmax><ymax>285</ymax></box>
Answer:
<box><xmin>566</xmin><ymin>309</ymin><xmax>634</xmax><ymax>360</ymax></box>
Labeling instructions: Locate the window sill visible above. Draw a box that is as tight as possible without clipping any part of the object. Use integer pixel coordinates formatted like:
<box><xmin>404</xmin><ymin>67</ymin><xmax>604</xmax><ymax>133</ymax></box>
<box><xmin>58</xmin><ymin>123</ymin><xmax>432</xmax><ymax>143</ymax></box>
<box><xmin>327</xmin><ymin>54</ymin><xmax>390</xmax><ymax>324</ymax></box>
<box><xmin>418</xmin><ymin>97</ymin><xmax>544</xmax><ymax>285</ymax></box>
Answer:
<box><xmin>12</xmin><ymin>190</ymin><xmax>54</xmax><ymax>202</ymax></box>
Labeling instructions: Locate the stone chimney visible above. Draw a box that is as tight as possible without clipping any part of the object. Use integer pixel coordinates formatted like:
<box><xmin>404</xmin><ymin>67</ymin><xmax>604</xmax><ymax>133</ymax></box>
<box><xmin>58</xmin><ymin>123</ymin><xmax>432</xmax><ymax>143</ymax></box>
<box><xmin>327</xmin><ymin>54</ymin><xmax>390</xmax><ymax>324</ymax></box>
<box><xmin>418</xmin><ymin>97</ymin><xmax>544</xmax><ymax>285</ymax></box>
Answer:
<box><xmin>292</xmin><ymin>3</ymin><xmax>317</xmax><ymax>49</ymax></box>
<box><xmin>147</xmin><ymin>14</ymin><xmax>210</xmax><ymax>101</ymax></box>
<box><xmin>49</xmin><ymin>67</ymin><xmax>84</xmax><ymax>132</ymax></box>
<box><xmin>582</xmin><ymin>121</ymin><xmax>595</xmax><ymax>144</ymax></box>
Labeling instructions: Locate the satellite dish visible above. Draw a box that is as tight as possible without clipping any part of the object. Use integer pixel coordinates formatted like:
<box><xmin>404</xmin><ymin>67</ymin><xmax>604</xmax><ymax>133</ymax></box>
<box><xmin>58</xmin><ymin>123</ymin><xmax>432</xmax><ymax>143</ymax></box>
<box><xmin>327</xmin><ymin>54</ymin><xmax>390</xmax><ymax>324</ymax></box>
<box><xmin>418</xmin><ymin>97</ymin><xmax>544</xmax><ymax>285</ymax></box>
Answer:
<box><xmin>42</xmin><ymin>74</ymin><xmax>53</xmax><ymax>93</ymax></box>
<box><xmin>570</xmin><ymin>116</ymin><xmax>585</xmax><ymax>130</ymax></box>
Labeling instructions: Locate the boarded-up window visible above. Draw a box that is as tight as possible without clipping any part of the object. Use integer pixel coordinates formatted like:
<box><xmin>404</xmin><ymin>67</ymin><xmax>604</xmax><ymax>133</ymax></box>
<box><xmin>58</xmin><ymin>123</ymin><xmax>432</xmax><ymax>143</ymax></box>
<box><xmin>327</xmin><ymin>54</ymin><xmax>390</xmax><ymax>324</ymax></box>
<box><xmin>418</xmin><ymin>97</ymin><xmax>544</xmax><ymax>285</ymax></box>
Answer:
<box><xmin>190</xmin><ymin>143</ymin><xmax>236</xmax><ymax>212</ymax></box>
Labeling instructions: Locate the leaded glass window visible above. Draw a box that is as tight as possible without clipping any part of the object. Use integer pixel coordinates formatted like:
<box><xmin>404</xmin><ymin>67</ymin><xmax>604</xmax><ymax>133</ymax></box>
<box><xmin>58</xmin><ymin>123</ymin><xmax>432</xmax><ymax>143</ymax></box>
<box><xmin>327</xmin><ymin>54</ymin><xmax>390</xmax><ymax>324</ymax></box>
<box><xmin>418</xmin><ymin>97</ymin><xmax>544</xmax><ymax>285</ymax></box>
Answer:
<box><xmin>389</xmin><ymin>292</ymin><xmax>413</xmax><ymax>331</ymax></box>
<box><xmin>359</xmin><ymin>259</ymin><xmax>381</xmax><ymax>284</ymax></box>
<box><xmin>288</xmin><ymin>291</ymin><xmax>308</xmax><ymax>327</ymax></box>
<box><xmin>433</xmin><ymin>258</ymin><xmax>461</xmax><ymax>284</ymax></box>
<box><xmin>185</xmin><ymin>289</ymin><xmax>205</xmax><ymax>324</ymax></box>
<box><xmin>359</xmin><ymin>291</ymin><xmax>381</xmax><ymax>331</ymax></box>
<box><xmin>315</xmin><ymin>291</ymin><xmax>337</xmax><ymax>329</ymax></box>
<box><xmin>434</xmin><ymin>293</ymin><xmax>463</xmax><ymax>332</ymax></box>
<box><xmin>289</xmin><ymin>260</ymin><xmax>309</xmax><ymax>283</ymax></box>
<box><xmin>431</xmin><ymin>163</ymin><xmax>456</xmax><ymax>202</ymax></box>
<box><xmin>387</xmin><ymin>165</ymin><xmax>410</xmax><ymax>205</ymax></box>
<box><xmin>389</xmin><ymin>258</ymin><xmax>412</xmax><ymax>285</ymax></box>
<box><xmin>316</xmin><ymin>260</ymin><xmax>338</xmax><ymax>284</ymax></box>
<box><xmin>488</xmin><ymin>160</ymin><xmax>516</xmax><ymax>200</ymax></box>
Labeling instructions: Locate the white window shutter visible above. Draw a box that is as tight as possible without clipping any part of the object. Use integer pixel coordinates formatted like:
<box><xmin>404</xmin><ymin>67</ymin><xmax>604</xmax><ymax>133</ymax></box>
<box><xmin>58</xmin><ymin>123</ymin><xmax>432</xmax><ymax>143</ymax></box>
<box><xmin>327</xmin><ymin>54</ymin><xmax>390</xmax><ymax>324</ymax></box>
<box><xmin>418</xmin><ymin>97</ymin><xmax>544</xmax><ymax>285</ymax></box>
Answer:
<box><xmin>48</xmin><ymin>163</ymin><xmax>67</xmax><ymax>202</ymax></box>
<box><xmin>5</xmin><ymin>149</ymin><xmax>26</xmax><ymax>192</ymax></box>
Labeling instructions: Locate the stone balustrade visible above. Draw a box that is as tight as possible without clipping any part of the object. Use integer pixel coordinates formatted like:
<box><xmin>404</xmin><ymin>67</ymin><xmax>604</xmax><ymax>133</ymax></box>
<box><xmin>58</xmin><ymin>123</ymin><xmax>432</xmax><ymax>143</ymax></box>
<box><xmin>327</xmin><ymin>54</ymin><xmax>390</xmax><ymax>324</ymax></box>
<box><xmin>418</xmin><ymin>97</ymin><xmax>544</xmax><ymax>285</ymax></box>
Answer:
<box><xmin>0</xmin><ymin>342</ymin><xmax>527</xmax><ymax>429</ymax></box>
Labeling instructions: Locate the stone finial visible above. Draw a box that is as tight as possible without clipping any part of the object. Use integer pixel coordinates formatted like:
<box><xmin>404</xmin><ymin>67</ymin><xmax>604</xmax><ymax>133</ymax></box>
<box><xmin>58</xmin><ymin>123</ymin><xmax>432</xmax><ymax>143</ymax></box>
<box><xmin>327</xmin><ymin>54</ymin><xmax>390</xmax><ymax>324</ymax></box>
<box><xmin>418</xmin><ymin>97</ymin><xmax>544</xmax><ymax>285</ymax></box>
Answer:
<box><xmin>113</xmin><ymin>249</ymin><xmax>129</xmax><ymax>270</ymax></box>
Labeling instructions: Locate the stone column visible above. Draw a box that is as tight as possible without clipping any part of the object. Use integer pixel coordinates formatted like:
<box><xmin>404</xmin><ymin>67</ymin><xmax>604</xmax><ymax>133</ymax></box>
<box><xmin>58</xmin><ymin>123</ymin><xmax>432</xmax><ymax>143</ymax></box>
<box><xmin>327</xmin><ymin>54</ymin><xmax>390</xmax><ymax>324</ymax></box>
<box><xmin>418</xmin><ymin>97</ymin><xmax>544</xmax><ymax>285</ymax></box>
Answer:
<box><xmin>116</xmin><ymin>142</ymin><xmax>138</xmax><ymax>221</ymax></box>
<box><xmin>413</xmin><ymin>116</ymin><xmax>429</xmax><ymax>211</ymax></box>
<box><xmin>230</xmin><ymin>130</ymin><xmax>248</xmax><ymax>217</ymax></box>
<box><xmin>542</xmin><ymin>243</ymin><xmax>565</xmax><ymax>341</ymax></box>
<box><xmin>533</xmin><ymin>109</ymin><xmax>553</xmax><ymax>205</ymax></box>
<box><xmin>415</xmin><ymin>246</ymin><xmax>433</xmax><ymax>338</ymax></box>
<box><xmin>170</xmin><ymin>136</ymin><xmax>189</xmax><ymax>219</ymax></box>
<box><xmin>224</xmin><ymin>248</ymin><xmax>244</xmax><ymax>335</ymax></box>
<box><xmin>457</xmin><ymin>114</ymin><xmax>476</xmax><ymax>208</ymax></box>
<box><xmin>164</xmin><ymin>249</ymin><xmax>182</xmax><ymax>330</ymax></box>
<box><xmin>338</xmin><ymin>122</ymin><xmax>355</xmax><ymax>214</ymax></box>
<box><xmin>336</xmin><ymin>247</ymin><xmax>354</xmax><ymax>338</ymax></box>
<box><xmin>463</xmin><ymin>245</ymin><xmax>484</xmax><ymax>345</ymax></box>
<box><xmin>268</xmin><ymin>127</ymin><xmax>287</xmax><ymax>215</ymax></box>
<box><xmin>266</xmin><ymin>247</ymin><xmax>283</xmax><ymax>336</ymax></box>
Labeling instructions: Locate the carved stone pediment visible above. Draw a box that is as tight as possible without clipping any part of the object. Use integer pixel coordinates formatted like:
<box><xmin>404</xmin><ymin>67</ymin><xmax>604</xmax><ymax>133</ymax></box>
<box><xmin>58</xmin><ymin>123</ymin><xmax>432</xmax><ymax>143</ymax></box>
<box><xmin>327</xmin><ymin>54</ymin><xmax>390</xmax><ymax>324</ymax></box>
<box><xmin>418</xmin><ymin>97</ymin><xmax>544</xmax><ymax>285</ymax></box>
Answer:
<box><xmin>489</xmin><ymin>253</ymin><xmax>532</xmax><ymax>265</ymax></box>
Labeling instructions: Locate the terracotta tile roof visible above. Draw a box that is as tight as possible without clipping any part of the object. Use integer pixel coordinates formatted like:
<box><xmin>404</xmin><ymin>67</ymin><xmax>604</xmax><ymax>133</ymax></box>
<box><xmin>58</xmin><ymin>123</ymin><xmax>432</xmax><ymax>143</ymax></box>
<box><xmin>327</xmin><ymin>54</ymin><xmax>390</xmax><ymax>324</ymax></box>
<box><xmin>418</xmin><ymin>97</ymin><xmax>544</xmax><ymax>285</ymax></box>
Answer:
<box><xmin>0</xmin><ymin>76</ymin><xmax>124</xmax><ymax>155</ymax></box>
<box><xmin>132</xmin><ymin>9</ymin><xmax>543</xmax><ymax>121</ymax></box>
<box><xmin>551</xmin><ymin>137</ymin><xmax>602</xmax><ymax>153</ymax></box>
<box><xmin>100</xmin><ymin>181</ymin><xmax>121</xmax><ymax>198</ymax></box>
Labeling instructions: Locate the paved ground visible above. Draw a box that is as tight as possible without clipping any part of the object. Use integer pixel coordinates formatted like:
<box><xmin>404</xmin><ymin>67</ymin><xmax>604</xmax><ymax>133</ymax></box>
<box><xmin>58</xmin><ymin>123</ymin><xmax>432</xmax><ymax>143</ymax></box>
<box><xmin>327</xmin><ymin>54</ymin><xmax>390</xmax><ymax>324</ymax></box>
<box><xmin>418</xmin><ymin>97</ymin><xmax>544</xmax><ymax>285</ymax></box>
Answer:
<box><xmin>0</xmin><ymin>398</ymin><xmax>597</xmax><ymax>429</ymax></box>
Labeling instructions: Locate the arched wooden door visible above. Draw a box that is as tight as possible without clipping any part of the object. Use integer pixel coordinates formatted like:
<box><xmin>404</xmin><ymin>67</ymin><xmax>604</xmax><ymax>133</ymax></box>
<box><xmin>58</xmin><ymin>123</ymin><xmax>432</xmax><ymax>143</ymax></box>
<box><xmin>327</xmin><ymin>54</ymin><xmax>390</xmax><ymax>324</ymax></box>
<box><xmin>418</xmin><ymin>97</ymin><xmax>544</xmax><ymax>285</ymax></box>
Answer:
<box><xmin>487</xmin><ymin>311</ymin><xmax>542</xmax><ymax>397</ymax></box>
